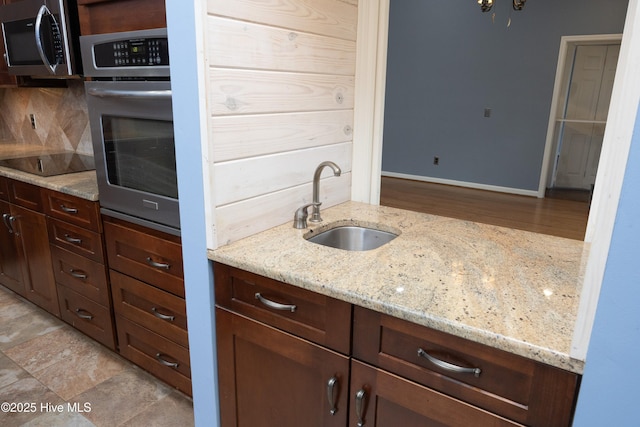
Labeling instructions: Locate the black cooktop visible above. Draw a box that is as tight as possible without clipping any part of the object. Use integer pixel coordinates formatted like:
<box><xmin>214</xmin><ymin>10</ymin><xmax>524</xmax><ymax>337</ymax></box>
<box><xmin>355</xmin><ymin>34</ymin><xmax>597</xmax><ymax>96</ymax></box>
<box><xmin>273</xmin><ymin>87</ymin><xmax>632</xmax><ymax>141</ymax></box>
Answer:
<box><xmin>0</xmin><ymin>153</ymin><xmax>95</xmax><ymax>177</ymax></box>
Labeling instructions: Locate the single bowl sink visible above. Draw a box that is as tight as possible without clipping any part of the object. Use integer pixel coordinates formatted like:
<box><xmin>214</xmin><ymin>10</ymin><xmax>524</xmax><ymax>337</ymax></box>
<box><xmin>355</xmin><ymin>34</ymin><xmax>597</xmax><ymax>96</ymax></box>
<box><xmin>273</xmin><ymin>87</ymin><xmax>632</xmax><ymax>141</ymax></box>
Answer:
<box><xmin>306</xmin><ymin>225</ymin><xmax>398</xmax><ymax>251</ymax></box>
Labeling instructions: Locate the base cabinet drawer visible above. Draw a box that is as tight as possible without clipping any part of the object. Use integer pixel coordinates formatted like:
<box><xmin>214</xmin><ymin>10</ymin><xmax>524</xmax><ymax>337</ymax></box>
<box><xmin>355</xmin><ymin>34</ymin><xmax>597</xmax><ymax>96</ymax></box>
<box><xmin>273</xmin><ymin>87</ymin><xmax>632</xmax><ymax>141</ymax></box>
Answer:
<box><xmin>42</xmin><ymin>190</ymin><xmax>101</xmax><ymax>232</ymax></box>
<box><xmin>215</xmin><ymin>263</ymin><xmax>351</xmax><ymax>354</ymax></box>
<box><xmin>353</xmin><ymin>306</ymin><xmax>579</xmax><ymax>426</ymax></box>
<box><xmin>111</xmin><ymin>270</ymin><xmax>188</xmax><ymax>348</ymax></box>
<box><xmin>51</xmin><ymin>245</ymin><xmax>110</xmax><ymax>306</ymax></box>
<box><xmin>48</xmin><ymin>218</ymin><xmax>105</xmax><ymax>262</ymax></box>
<box><xmin>103</xmin><ymin>218</ymin><xmax>184</xmax><ymax>297</ymax></box>
<box><xmin>57</xmin><ymin>285</ymin><xmax>116</xmax><ymax>350</ymax></box>
<box><xmin>115</xmin><ymin>315</ymin><xmax>191</xmax><ymax>396</ymax></box>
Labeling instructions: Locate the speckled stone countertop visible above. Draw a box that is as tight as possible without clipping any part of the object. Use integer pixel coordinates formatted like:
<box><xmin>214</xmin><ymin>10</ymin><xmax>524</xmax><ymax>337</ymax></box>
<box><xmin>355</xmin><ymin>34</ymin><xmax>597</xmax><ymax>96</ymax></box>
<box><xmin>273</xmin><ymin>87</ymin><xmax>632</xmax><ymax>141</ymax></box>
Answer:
<box><xmin>0</xmin><ymin>143</ymin><xmax>98</xmax><ymax>201</ymax></box>
<box><xmin>208</xmin><ymin>201</ymin><xmax>589</xmax><ymax>374</ymax></box>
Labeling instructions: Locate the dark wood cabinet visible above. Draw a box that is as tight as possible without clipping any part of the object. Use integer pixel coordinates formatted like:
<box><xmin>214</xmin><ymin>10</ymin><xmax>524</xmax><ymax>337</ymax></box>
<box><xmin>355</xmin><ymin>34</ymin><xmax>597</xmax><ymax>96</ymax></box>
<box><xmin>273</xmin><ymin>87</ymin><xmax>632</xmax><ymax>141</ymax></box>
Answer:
<box><xmin>43</xmin><ymin>188</ymin><xmax>115</xmax><ymax>349</ymax></box>
<box><xmin>104</xmin><ymin>217</ymin><xmax>184</xmax><ymax>298</ymax></box>
<box><xmin>103</xmin><ymin>215</ymin><xmax>190</xmax><ymax>395</ymax></box>
<box><xmin>0</xmin><ymin>200</ymin><xmax>25</xmax><ymax>293</ymax></box>
<box><xmin>0</xmin><ymin>178</ymin><xmax>58</xmax><ymax>316</ymax></box>
<box><xmin>215</xmin><ymin>263</ymin><xmax>581</xmax><ymax>427</ymax></box>
<box><xmin>12</xmin><ymin>204</ymin><xmax>60</xmax><ymax>316</ymax></box>
<box><xmin>353</xmin><ymin>306</ymin><xmax>580</xmax><ymax>427</ymax></box>
<box><xmin>216</xmin><ymin>307</ymin><xmax>350</xmax><ymax>427</ymax></box>
<box><xmin>349</xmin><ymin>359</ymin><xmax>522</xmax><ymax>427</ymax></box>
<box><xmin>77</xmin><ymin>0</ymin><xmax>166</xmax><ymax>35</ymax></box>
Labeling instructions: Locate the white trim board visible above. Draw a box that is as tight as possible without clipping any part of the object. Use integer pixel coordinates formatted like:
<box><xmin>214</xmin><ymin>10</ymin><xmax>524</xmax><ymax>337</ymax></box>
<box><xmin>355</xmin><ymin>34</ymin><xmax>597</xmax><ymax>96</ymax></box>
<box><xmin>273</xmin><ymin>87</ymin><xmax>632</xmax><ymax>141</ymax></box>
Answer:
<box><xmin>382</xmin><ymin>171</ymin><xmax>540</xmax><ymax>198</ymax></box>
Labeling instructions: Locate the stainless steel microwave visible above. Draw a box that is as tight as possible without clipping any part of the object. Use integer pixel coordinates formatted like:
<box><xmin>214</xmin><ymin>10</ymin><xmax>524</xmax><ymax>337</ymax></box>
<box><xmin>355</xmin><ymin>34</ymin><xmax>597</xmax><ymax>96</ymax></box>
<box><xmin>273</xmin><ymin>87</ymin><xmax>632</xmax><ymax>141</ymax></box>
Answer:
<box><xmin>0</xmin><ymin>0</ymin><xmax>81</xmax><ymax>77</ymax></box>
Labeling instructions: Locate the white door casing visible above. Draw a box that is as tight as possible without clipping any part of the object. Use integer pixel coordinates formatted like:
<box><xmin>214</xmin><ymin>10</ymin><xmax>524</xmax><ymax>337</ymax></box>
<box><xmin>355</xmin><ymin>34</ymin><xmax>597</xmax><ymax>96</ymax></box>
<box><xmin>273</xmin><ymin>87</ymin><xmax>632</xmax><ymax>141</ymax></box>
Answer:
<box><xmin>554</xmin><ymin>44</ymin><xmax>620</xmax><ymax>189</ymax></box>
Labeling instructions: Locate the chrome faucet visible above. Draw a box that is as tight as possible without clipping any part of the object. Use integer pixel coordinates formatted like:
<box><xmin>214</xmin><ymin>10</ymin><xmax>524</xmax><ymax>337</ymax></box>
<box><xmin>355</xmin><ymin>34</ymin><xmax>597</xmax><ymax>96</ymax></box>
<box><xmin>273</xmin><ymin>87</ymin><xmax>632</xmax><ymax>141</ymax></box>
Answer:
<box><xmin>310</xmin><ymin>161</ymin><xmax>341</xmax><ymax>223</ymax></box>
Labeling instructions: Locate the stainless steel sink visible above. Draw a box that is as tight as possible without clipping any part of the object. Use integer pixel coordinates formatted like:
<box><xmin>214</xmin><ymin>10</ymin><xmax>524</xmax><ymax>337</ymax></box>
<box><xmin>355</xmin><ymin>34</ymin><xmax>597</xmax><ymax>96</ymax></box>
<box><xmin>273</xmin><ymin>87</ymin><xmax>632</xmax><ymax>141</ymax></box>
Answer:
<box><xmin>306</xmin><ymin>225</ymin><xmax>398</xmax><ymax>251</ymax></box>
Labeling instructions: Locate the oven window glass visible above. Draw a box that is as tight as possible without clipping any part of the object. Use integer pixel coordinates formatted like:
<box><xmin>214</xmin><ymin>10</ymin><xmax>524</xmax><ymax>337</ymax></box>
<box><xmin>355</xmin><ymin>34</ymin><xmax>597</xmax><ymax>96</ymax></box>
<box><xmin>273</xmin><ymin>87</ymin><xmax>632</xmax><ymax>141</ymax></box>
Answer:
<box><xmin>102</xmin><ymin>115</ymin><xmax>178</xmax><ymax>199</ymax></box>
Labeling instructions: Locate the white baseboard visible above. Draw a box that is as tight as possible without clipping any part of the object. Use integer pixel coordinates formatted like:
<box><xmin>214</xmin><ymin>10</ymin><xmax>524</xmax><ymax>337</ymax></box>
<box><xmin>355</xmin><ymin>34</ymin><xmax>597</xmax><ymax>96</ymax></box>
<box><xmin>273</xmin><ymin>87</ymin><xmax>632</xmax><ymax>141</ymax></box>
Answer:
<box><xmin>381</xmin><ymin>171</ymin><xmax>541</xmax><ymax>198</ymax></box>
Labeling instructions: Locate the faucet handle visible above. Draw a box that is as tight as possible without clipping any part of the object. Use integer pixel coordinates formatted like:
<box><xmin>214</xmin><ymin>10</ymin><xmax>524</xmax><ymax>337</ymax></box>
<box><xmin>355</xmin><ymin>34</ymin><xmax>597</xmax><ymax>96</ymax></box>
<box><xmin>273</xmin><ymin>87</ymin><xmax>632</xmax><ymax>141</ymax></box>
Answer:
<box><xmin>293</xmin><ymin>202</ymin><xmax>321</xmax><ymax>229</ymax></box>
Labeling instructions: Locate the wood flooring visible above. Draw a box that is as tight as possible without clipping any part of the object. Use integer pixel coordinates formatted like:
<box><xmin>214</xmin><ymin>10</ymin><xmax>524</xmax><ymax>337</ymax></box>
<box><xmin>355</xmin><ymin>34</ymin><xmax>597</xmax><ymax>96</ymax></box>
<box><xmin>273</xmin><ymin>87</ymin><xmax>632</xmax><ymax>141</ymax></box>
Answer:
<box><xmin>379</xmin><ymin>177</ymin><xmax>590</xmax><ymax>241</ymax></box>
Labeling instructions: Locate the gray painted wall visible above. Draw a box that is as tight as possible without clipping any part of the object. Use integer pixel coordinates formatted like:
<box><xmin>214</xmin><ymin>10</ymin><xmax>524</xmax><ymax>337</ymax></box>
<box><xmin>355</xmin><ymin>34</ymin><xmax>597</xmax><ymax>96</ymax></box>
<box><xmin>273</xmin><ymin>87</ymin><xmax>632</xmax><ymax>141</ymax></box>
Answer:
<box><xmin>382</xmin><ymin>0</ymin><xmax>628</xmax><ymax>191</ymax></box>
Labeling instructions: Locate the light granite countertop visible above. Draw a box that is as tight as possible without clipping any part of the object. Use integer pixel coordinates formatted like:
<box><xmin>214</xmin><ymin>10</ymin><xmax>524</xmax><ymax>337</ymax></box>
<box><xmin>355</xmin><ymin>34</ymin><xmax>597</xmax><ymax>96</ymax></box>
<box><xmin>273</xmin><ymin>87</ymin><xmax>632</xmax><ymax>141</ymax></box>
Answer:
<box><xmin>208</xmin><ymin>201</ymin><xmax>589</xmax><ymax>374</ymax></box>
<box><xmin>0</xmin><ymin>143</ymin><xmax>98</xmax><ymax>201</ymax></box>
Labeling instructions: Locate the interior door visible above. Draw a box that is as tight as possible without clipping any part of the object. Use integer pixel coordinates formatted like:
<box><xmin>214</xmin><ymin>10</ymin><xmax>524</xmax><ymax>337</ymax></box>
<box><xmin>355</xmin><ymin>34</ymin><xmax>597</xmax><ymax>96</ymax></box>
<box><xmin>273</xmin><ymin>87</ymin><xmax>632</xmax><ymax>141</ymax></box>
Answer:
<box><xmin>555</xmin><ymin>44</ymin><xmax>620</xmax><ymax>189</ymax></box>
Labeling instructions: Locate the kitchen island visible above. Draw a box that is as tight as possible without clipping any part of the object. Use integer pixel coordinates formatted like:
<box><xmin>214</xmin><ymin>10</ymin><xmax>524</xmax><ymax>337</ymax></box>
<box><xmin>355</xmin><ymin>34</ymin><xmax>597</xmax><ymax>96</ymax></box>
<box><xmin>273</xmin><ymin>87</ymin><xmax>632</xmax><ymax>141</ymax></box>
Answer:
<box><xmin>208</xmin><ymin>200</ymin><xmax>588</xmax><ymax>374</ymax></box>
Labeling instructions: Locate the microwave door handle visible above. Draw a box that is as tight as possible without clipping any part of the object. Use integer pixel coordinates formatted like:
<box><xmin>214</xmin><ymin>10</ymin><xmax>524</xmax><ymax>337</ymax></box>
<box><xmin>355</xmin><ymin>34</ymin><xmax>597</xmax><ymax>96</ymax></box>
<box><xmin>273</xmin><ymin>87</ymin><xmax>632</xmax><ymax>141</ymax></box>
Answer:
<box><xmin>87</xmin><ymin>88</ymin><xmax>173</xmax><ymax>100</ymax></box>
<box><xmin>35</xmin><ymin>5</ymin><xmax>58</xmax><ymax>75</ymax></box>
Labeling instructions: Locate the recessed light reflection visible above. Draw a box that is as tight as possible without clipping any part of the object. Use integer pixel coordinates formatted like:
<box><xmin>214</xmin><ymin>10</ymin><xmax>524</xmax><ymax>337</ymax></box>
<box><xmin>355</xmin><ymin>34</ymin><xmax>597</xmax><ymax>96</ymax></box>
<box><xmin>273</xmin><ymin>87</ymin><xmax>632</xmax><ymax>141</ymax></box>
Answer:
<box><xmin>396</xmin><ymin>286</ymin><xmax>405</xmax><ymax>293</ymax></box>
<box><xmin>543</xmin><ymin>289</ymin><xmax>553</xmax><ymax>297</ymax></box>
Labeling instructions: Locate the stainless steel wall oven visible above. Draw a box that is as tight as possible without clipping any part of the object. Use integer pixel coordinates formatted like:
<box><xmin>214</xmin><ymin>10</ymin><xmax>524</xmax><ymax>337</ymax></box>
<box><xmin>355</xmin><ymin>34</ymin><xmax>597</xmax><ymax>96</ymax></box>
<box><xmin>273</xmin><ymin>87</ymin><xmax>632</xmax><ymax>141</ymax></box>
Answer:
<box><xmin>81</xmin><ymin>28</ymin><xmax>179</xmax><ymax>235</ymax></box>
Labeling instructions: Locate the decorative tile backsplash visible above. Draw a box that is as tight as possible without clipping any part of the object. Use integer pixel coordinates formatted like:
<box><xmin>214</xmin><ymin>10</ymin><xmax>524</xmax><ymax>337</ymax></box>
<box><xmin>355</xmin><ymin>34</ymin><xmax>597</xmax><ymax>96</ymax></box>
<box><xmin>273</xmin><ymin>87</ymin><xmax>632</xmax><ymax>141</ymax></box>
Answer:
<box><xmin>0</xmin><ymin>80</ymin><xmax>93</xmax><ymax>155</ymax></box>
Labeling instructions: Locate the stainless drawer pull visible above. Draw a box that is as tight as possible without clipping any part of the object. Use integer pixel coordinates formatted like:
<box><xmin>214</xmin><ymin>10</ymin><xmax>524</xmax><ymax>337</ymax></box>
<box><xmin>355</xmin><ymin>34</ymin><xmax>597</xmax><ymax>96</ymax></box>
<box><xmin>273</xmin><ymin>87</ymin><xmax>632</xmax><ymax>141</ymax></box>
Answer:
<box><xmin>254</xmin><ymin>293</ymin><xmax>297</xmax><ymax>312</ymax></box>
<box><xmin>151</xmin><ymin>307</ymin><xmax>176</xmax><ymax>321</ymax></box>
<box><xmin>69</xmin><ymin>269</ymin><xmax>88</xmax><ymax>279</ymax></box>
<box><xmin>355</xmin><ymin>389</ymin><xmax>367</xmax><ymax>427</ymax></box>
<box><xmin>75</xmin><ymin>308</ymin><xmax>93</xmax><ymax>320</ymax></box>
<box><xmin>60</xmin><ymin>204</ymin><xmax>78</xmax><ymax>214</ymax></box>
<box><xmin>146</xmin><ymin>257</ymin><xmax>170</xmax><ymax>270</ymax></box>
<box><xmin>327</xmin><ymin>376</ymin><xmax>338</xmax><ymax>415</ymax></box>
<box><xmin>417</xmin><ymin>348</ymin><xmax>482</xmax><ymax>377</ymax></box>
<box><xmin>64</xmin><ymin>234</ymin><xmax>82</xmax><ymax>244</ymax></box>
<box><xmin>155</xmin><ymin>353</ymin><xmax>179</xmax><ymax>368</ymax></box>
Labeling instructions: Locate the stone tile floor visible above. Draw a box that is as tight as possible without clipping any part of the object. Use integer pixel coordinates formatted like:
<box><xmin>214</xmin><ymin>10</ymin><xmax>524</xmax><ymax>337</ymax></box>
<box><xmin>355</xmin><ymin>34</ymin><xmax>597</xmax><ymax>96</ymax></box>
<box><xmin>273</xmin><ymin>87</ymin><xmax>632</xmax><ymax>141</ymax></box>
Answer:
<box><xmin>0</xmin><ymin>286</ymin><xmax>194</xmax><ymax>427</ymax></box>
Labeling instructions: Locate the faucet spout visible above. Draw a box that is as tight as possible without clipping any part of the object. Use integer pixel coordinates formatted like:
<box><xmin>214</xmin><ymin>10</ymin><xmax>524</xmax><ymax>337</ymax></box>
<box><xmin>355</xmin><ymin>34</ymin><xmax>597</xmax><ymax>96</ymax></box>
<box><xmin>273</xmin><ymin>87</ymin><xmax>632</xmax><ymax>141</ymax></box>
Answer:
<box><xmin>310</xmin><ymin>161</ymin><xmax>341</xmax><ymax>223</ymax></box>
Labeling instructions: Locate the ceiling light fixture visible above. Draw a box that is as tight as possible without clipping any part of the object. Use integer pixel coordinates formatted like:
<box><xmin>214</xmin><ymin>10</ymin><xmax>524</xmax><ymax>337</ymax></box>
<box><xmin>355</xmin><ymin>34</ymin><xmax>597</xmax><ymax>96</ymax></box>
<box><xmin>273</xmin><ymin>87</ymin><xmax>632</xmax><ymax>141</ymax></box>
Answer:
<box><xmin>478</xmin><ymin>0</ymin><xmax>493</xmax><ymax>12</ymax></box>
<box><xmin>477</xmin><ymin>0</ymin><xmax>527</xmax><ymax>13</ymax></box>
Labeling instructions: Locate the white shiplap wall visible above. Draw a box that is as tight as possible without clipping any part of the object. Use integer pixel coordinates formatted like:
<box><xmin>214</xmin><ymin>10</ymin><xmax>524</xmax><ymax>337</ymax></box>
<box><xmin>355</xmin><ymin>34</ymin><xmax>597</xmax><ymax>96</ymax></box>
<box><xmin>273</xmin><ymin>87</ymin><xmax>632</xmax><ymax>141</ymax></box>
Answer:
<box><xmin>206</xmin><ymin>0</ymin><xmax>357</xmax><ymax>248</ymax></box>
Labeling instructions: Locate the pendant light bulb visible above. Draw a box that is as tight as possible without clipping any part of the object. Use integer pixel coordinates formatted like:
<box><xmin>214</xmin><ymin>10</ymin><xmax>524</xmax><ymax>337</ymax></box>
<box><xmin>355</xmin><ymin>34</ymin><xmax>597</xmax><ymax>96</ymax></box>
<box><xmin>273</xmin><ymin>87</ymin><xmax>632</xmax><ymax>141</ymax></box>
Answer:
<box><xmin>478</xmin><ymin>0</ymin><xmax>494</xmax><ymax>13</ymax></box>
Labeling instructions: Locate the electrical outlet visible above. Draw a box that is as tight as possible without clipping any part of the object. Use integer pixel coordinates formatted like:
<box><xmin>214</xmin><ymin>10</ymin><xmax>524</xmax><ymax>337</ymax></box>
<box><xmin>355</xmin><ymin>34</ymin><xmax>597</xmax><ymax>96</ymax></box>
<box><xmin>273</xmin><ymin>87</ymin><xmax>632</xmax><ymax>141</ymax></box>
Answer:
<box><xmin>484</xmin><ymin>108</ymin><xmax>492</xmax><ymax>118</ymax></box>
<box><xmin>29</xmin><ymin>114</ymin><xmax>36</xmax><ymax>129</ymax></box>
<box><xmin>433</xmin><ymin>156</ymin><xmax>439</xmax><ymax>165</ymax></box>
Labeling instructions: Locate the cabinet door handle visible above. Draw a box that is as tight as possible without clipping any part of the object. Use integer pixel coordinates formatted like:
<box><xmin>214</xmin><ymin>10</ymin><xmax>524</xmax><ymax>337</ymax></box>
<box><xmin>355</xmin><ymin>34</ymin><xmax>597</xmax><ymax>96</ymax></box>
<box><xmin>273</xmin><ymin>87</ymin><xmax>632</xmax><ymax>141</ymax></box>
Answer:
<box><xmin>254</xmin><ymin>293</ymin><xmax>297</xmax><ymax>312</ymax></box>
<box><xmin>355</xmin><ymin>389</ymin><xmax>367</xmax><ymax>427</ymax></box>
<box><xmin>74</xmin><ymin>308</ymin><xmax>93</xmax><ymax>320</ymax></box>
<box><xmin>2</xmin><ymin>213</ymin><xmax>13</xmax><ymax>233</ymax></box>
<box><xmin>155</xmin><ymin>353</ymin><xmax>179</xmax><ymax>368</ymax></box>
<box><xmin>151</xmin><ymin>307</ymin><xmax>175</xmax><ymax>321</ymax></box>
<box><xmin>417</xmin><ymin>348</ymin><xmax>482</xmax><ymax>377</ymax></box>
<box><xmin>69</xmin><ymin>269</ymin><xmax>88</xmax><ymax>279</ymax></box>
<box><xmin>8</xmin><ymin>215</ymin><xmax>18</xmax><ymax>235</ymax></box>
<box><xmin>64</xmin><ymin>234</ymin><xmax>82</xmax><ymax>244</ymax></box>
<box><xmin>60</xmin><ymin>204</ymin><xmax>78</xmax><ymax>214</ymax></box>
<box><xmin>327</xmin><ymin>376</ymin><xmax>339</xmax><ymax>415</ymax></box>
<box><xmin>146</xmin><ymin>257</ymin><xmax>170</xmax><ymax>270</ymax></box>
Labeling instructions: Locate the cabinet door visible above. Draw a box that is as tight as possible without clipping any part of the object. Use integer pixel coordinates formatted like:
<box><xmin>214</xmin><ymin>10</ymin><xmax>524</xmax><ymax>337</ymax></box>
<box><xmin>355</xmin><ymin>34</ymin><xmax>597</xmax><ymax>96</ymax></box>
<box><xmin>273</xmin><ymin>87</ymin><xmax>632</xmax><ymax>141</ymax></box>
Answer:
<box><xmin>11</xmin><ymin>204</ymin><xmax>59</xmax><ymax>316</ymax></box>
<box><xmin>216</xmin><ymin>307</ymin><xmax>350</xmax><ymax>427</ymax></box>
<box><xmin>349</xmin><ymin>360</ymin><xmax>523</xmax><ymax>427</ymax></box>
<box><xmin>0</xmin><ymin>200</ymin><xmax>25</xmax><ymax>295</ymax></box>
<box><xmin>77</xmin><ymin>0</ymin><xmax>166</xmax><ymax>35</ymax></box>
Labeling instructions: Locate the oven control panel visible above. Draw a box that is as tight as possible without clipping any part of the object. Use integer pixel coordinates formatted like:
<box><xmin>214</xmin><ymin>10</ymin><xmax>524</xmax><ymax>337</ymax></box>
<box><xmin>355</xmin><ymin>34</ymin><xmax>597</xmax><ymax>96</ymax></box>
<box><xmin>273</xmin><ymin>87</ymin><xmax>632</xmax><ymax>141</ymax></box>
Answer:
<box><xmin>93</xmin><ymin>37</ymin><xmax>169</xmax><ymax>68</ymax></box>
<box><xmin>81</xmin><ymin>28</ymin><xmax>170</xmax><ymax>78</ymax></box>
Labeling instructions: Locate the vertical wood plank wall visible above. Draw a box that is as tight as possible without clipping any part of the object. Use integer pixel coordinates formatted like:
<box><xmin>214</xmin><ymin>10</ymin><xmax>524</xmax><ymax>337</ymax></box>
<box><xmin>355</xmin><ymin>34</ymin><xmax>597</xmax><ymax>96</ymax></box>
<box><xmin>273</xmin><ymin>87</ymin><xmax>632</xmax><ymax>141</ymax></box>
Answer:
<box><xmin>206</xmin><ymin>0</ymin><xmax>358</xmax><ymax>247</ymax></box>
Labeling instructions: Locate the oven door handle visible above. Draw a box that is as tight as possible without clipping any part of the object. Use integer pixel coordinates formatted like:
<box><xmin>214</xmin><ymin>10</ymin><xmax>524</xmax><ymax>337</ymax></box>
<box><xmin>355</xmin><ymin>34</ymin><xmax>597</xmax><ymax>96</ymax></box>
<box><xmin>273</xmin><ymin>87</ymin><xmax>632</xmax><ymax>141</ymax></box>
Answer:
<box><xmin>35</xmin><ymin>5</ymin><xmax>60</xmax><ymax>75</ymax></box>
<box><xmin>87</xmin><ymin>88</ymin><xmax>172</xmax><ymax>100</ymax></box>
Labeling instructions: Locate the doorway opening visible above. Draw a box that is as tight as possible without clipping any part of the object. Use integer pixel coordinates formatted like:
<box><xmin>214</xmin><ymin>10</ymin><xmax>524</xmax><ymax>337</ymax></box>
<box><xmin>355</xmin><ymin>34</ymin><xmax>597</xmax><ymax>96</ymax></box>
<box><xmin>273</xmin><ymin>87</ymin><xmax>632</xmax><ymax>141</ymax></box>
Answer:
<box><xmin>541</xmin><ymin>34</ymin><xmax>622</xmax><ymax>201</ymax></box>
